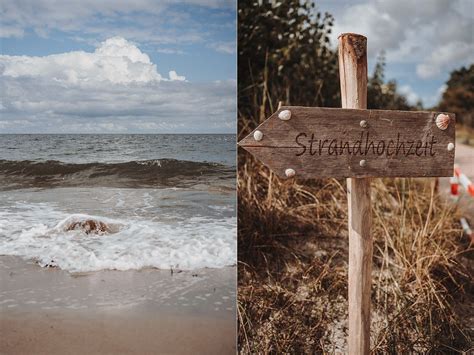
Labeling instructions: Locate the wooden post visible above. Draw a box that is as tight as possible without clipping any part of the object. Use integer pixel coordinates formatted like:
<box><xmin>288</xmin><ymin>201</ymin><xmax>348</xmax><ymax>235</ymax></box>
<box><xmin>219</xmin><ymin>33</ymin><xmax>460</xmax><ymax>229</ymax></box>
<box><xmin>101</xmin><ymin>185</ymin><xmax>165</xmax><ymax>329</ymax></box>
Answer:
<box><xmin>338</xmin><ymin>33</ymin><xmax>372</xmax><ymax>354</ymax></box>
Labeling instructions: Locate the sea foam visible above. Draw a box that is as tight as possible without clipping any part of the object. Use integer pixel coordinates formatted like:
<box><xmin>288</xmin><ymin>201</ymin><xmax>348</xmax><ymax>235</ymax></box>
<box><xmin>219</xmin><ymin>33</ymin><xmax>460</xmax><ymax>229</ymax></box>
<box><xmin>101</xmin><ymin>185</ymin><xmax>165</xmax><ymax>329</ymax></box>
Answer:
<box><xmin>0</xmin><ymin>204</ymin><xmax>236</xmax><ymax>273</ymax></box>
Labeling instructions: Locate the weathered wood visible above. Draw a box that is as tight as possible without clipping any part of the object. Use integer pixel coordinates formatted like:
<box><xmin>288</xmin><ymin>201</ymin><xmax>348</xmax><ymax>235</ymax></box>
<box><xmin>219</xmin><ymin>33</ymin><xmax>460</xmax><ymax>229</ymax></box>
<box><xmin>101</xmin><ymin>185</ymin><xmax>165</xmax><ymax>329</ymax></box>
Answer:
<box><xmin>236</xmin><ymin>31</ymin><xmax>457</xmax><ymax>353</ymax></box>
<box><xmin>340</xmin><ymin>32</ymin><xmax>371</xmax><ymax>355</ymax></box>
<box><xmin>347</xmin><ymin>177</ymin><xmax>372</xmax><ymax>355</ymax></box>
<box><xmin>238</xmin><ymin>106</ymin><xmax>455</xmax><ymax>178</ymax></box>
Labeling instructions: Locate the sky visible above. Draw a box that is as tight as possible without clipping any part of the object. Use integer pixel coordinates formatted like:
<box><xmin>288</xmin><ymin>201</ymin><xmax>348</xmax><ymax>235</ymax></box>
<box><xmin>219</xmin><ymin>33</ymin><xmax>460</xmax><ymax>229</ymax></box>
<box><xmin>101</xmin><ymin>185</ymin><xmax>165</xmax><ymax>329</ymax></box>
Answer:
<box><xmin>0</xmin><ymin>0</ymin><xmax>236</xmax><ymax>133</ymax></box>
<box><xmin>1</xmin><ymin>1</ymin><xmax>472</xmax><ymax>133</ymax></box>
<box><xmin>320</xmin><ymin>0</ymin><xmax>473</xmax><ymax>108</ymax></box>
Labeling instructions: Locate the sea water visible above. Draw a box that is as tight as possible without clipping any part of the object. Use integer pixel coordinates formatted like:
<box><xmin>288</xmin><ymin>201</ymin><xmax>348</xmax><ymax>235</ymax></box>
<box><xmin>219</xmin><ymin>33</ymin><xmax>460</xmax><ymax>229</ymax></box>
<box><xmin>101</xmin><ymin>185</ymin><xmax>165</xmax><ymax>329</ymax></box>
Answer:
<box><xmin>0</xmin><ymin>134</ymin><xmax>236</xmax><ymax>272</ymax></box>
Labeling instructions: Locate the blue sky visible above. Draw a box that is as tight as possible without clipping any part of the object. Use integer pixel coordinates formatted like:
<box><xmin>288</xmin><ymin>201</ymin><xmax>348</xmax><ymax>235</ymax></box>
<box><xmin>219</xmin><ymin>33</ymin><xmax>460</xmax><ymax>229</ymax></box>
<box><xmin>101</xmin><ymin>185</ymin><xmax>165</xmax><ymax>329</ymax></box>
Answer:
<box><xmin>0</xmin><ymin>0</ymin><xmax>236</xmax><ymax>133</ymax></box>
<box><xmin>319</xmin><ymin>0</ymin><xmax>473</xmax><ymax>108</ymax></box>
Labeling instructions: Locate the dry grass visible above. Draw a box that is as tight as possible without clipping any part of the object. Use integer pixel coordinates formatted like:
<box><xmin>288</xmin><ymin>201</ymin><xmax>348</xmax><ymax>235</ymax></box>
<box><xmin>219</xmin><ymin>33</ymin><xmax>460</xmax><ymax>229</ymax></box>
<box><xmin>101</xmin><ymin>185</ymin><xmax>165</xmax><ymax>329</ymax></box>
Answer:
<box><xmin>238</xmin><ymin>149</ymin><xmax>473</xmax><ymax>353</ymax></box>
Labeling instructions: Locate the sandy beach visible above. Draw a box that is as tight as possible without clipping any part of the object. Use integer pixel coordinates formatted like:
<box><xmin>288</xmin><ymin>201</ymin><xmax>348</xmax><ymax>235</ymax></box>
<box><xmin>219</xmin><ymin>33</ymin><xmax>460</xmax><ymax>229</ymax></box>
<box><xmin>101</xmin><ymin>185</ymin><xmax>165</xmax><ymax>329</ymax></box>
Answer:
<box><xmin>0</xmin><ymin>256</ymin><xmax>236</xmax><ymax>354</ymax></box>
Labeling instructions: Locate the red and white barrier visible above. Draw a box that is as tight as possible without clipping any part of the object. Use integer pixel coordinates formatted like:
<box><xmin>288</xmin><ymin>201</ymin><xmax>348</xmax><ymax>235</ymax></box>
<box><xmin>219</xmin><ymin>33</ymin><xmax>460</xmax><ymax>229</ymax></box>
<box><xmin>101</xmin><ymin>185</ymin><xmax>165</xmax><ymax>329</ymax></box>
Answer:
<box><xmin>454</xmin><ymin>165</ymin><xmax>474</xmax><ymax>197</ymax></box>
<box><xmin>450</xmin><ymin>176</ymin><xmax>459</xmax><ymax>197</ymax></box>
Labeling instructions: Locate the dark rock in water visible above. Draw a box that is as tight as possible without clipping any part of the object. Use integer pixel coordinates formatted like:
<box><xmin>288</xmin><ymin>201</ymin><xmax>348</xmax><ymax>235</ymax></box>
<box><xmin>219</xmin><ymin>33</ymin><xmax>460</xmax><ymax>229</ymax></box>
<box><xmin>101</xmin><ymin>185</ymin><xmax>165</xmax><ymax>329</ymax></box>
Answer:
<box><xmin>65</xmin><ymin>219</ymin><xmax>111</xmax><ymax>235</ymax></box>
<box><xmin>54</xmin><ymin>215</ymin><xmax>121</xmax><ymax>235</ymax></box>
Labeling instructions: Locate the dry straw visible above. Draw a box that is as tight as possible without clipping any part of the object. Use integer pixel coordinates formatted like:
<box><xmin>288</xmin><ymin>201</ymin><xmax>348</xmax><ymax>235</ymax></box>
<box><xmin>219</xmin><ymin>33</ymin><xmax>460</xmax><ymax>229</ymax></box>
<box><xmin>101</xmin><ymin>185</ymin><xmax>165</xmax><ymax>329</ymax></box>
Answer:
<box><xmin>238</xmin><ymin>130</ymin><xmax>472</xmax><ymax>353</ymax></box>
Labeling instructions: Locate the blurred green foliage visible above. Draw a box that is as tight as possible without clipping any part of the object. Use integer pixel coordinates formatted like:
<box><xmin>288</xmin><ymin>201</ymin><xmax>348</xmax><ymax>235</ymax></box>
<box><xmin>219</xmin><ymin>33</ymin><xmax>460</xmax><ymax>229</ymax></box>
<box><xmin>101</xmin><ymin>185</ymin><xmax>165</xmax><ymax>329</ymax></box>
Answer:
<box><xmin>438</xmin><ymin>64</ymin><xmax>474</xmax><ymax>128</ymax></box>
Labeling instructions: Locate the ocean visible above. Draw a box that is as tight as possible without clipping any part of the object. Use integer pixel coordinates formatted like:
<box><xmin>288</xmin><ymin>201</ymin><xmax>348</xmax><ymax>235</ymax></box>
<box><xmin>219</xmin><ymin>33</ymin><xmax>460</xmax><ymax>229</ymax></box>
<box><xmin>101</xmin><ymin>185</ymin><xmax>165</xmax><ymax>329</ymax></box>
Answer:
<box><xmin>0</xmin><ymin>134</ymin><xmax>236</xmax><ymax>273</ymax></box>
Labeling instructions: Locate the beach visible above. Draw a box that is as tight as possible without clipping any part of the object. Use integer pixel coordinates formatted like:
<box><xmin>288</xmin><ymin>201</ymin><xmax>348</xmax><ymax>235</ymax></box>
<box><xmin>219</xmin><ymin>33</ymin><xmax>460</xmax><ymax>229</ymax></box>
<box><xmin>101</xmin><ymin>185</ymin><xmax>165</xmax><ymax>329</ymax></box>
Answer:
<box><xmin>1</xmin><ymin>256</ymin><xmax>236</xmax><ymax>354</ymax></box>
<box><xmin>0</xmin><ymin>134</ymin><xmax>236</xmax><ymax>273</ymax></box>
<box><xmin>0</xmin><ymin>134</ymin><xmax>237</xmax><ymax>354</ymax></box>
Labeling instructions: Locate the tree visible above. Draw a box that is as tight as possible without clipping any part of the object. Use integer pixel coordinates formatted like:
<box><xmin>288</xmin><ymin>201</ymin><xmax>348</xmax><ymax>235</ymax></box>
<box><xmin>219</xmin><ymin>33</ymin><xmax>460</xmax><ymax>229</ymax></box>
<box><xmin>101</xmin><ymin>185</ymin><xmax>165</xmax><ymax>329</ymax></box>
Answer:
<box><xmin>438</xmin><ymin>64</ymin><xmax>474</xmax><ymax>128</ymax></box>
<box><xmin>238</xmin><ymin>0</ymin><xmax>339</xmax><ymax>132</ymax></box>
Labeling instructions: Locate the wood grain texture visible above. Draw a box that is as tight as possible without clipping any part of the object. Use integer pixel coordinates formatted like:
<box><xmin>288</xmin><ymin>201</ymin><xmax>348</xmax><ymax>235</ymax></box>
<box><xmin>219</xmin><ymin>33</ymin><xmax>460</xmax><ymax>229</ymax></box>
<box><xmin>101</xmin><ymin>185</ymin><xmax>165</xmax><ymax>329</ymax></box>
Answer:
<box><xmin>238</xmin><ymin>106</ymin><xmax>455</xmax><ymax>178</ymax></box>
<box><xmin>340</xmin><ymin>32</ymin><xmax>371</xmax><ymax>355</ymax></box>
<box><xmin>347</xmin><ymin>177</ymin><xmax>372</xmax><ymax>355</ymax></box>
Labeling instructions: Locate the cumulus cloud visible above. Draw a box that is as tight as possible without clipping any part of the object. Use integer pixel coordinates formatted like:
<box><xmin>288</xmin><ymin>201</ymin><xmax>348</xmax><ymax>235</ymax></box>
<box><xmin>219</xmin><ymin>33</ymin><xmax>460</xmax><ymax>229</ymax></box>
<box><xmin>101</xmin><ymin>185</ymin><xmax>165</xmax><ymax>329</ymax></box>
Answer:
<box><xmin>331</xmin><ymin>0</ymin><xmax>474</xmax><ymax>80</ymax></box>
<box><xmin>169</xmin><ymin>71</ymin><xmax>186</xmax><ymax>81</ymax></box>
<box><xmin>0</xmin><ymin>37</ymin><xmax>235</xmax><ymax>133</ymax></box>
<box><xmin>0</xmin><ymin>37</ymin><xmax>174</xmax><ymax>84</ymax></box>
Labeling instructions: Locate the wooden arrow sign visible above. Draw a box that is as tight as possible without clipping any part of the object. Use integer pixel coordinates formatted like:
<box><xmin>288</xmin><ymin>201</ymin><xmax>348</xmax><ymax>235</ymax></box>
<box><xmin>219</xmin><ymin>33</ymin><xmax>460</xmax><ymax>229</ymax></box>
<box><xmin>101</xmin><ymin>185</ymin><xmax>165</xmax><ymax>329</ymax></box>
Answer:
<box><xmin>238</xmin><ymin>106</ymin><xmax>455</xmax><ymax>179</ymax></box>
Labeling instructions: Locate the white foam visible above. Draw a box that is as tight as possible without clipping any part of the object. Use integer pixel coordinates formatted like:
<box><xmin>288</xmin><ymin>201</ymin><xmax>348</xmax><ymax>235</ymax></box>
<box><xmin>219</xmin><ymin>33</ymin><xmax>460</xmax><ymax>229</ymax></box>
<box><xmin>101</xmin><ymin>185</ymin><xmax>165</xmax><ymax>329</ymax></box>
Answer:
<box><xmin>0</xmin><ymin>203</ymin><xmax>236</xmax><ymax>273</ymax></box>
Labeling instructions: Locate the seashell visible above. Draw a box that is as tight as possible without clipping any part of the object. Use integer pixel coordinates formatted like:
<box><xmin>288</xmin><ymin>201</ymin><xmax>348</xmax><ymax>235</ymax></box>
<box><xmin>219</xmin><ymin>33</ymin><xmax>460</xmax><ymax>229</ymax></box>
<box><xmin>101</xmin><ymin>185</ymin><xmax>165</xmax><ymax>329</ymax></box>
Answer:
<box><xmin>285</xmin><ymin>168</ymin><xmax>296</xmax><ymax>177</ymax></box>
<box><xmin>435</xmin><ymin>114</ymin><xmax>450</xmax><ymax>130</ymax></box>
<box><xmin>253</xmin><ymin>130</ymin><xmax>263</xmax><ymax>141</ymax></box>
<box><xmin>278</xmin><ymin>110</ymin><xmax>292</xmax><ymax>121</ymax></box>
<box><xmin>447</xmin><ymin>142</ymin><xmax>455</xmax><ymax>151</ymax></box>
<box><xmin>359</xmin><ymin>159</ymin><xmax>367</xmax><ymax>167</ymax></box>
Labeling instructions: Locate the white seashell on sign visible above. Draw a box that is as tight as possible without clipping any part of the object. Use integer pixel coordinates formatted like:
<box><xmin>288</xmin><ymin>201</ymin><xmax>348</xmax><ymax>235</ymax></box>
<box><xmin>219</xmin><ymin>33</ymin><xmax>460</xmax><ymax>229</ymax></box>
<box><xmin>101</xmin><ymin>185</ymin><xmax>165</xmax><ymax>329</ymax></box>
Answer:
<box><xmin>278</xmin><ymin>110</ymin><xmax>292</xmax><ymax>121</ymax></box>
<box><xmin>359</xmin><ymin>160</ymin><xmax>367</xmax><ymax>167</ymax></box>
<box><xmin>447</xmin><ymin>143</ymin><xmax>455</xmax><ymax>151</ymax></box>
<box><xmin>285</xmin><ymin>168</ymin><xmax>296</xmax><ymax>177</ymax></box>
<box><xmin>435</xmin><ymin>114</ymin><xmax>451</xmax><ymax>130</ymax></box>
<box><xmin>253</xmin><ymin>130</ymin><xmax>263</xmax><ymax>141</ymax></box>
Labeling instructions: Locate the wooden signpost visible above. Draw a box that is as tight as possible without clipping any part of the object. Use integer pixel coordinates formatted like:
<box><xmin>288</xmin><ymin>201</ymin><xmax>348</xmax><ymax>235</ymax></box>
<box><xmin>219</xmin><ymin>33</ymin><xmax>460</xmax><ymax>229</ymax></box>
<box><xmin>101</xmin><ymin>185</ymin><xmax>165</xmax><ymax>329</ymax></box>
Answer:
<box><xmin>238</xmin><ymin>33</ymin><xmax>456</xmax><ymax>354</ymax></box>
<box><xmin>238</xmin><ymin>106</ymin><xmax>455</xmax><ymax>179</ymax></box>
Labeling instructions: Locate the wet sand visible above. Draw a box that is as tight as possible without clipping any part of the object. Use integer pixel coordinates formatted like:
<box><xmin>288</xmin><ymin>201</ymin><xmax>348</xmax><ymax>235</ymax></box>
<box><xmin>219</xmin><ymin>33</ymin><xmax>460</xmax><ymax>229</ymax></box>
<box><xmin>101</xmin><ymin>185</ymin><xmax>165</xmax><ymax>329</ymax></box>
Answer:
<box><xmin>0</xmin><ymin>256</ymin><xmax>236</xmax><ymax>354</ymax></box>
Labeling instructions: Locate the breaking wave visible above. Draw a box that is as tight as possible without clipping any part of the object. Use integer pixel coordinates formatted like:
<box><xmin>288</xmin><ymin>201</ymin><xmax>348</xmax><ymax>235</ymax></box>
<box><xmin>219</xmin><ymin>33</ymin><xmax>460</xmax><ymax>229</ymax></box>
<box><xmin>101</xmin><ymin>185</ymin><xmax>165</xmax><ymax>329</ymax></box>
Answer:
<box><xmin>0</xmin><ymin>159</ymin><xmax>234</xmax><ymax>189</ymax></box>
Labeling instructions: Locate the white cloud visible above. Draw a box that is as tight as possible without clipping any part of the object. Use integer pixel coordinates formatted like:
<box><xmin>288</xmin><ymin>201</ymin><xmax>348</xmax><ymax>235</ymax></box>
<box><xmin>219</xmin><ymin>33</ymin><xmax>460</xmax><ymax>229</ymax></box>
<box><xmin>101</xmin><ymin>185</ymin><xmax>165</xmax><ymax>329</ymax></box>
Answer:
<box><xmin>437</xmin><ymin>84</ymin><xmax>448</xmax><ymax>97</ymax></box>
<box><xmin>422</xmin><ymin>84</ymin><xmax>448</xmax><ymax>108</ymax></box>
<box><xmin>0</xmin><ymin>25</ymin><xmax>24</xmax><ymax>38</ymax></box>
<box><xmin>156</xmin><ymin>48</ymin><xmax>186</xmax><ymax>55</ymax></box>
<box><xmin>0</xmin><ymin>37</ymin><xmax>190</xmax><ymax>84</ymax></box>
<box><xmin>209</xmin><ymin>41</ymin><xmax>236</xmax><ymax>54</ymax></box>
<box><xmin>416</xmin><ymin>41</ymin><xmax>473</xmax><ymax>79</ymax></box>
<box><xmin>331</xmin><ymin>0</ymin><xmax>474</xmax><ymax>80</ymax></box>
<box><xmin>398</xmin><ymin>85</ymin><xmax>419</xmax><ymax>105</ymax></box>
<box><xmin>334</xmin><ymin>3</ymin><xmax>402</xmax><ymax>55</ymax></box>
<box><xmin>0</xmin><ymin>0</ymin><xmax>234</xmax><ymax>45</ymax></box>
<box><xmin>169</xmin><ymin>70</ymin><xmax>186</xmax><ymax>81</ymax></box>
<box><xmin>0</xmin><ymin>37</ymin><xmax>235</xmax><ymax>133</ymax></box>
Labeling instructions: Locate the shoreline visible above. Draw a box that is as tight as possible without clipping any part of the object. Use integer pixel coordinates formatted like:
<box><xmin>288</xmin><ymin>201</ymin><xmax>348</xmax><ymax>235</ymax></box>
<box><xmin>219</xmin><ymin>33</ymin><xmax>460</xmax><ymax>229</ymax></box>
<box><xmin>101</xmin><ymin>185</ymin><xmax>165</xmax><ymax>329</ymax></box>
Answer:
<box><xmin>0</xmin><ymin>256</ymin><xmax>236</xmax><ymax>354</ymax></box>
